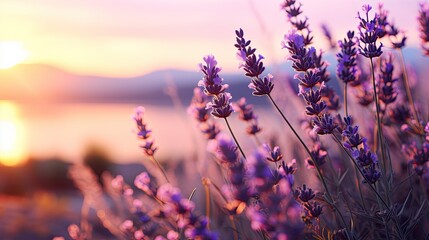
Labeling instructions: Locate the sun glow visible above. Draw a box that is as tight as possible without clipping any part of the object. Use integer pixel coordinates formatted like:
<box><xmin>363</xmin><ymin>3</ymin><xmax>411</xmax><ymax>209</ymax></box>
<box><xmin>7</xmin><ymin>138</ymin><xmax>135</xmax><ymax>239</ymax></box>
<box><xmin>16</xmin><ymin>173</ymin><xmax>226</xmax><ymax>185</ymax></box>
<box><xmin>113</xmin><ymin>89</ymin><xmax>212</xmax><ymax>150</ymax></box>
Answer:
<box><xmin>0</xmin><ymin>41</ymin><xmax>29</xmax><ymax>69</ymax></box>
<box><xmin>0</xmin><ymin>101</ymin><xmax>27</xmax><ymax>166</ymax></box>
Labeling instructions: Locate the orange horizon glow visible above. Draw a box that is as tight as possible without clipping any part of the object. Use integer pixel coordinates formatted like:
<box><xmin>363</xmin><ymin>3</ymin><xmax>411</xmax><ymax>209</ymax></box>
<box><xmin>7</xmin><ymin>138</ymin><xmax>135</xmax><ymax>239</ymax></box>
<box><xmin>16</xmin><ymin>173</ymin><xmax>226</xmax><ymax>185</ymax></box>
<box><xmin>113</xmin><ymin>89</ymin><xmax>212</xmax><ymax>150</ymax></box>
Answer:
<box><xmin>0</xmin><ymin>101</ymin><xmax>27</xmax><ymax>166</ymax></box>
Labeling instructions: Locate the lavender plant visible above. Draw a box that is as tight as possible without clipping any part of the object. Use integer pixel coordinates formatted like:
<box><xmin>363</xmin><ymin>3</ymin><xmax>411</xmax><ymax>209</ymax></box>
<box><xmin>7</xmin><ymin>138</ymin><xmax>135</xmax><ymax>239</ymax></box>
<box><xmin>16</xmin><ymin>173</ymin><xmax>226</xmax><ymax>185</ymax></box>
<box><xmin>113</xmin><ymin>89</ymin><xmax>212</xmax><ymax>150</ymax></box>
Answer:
<box><xmin>58</xmin><ymin>1</ymin><xmax>429</xmax><ymax>240</ymax></box>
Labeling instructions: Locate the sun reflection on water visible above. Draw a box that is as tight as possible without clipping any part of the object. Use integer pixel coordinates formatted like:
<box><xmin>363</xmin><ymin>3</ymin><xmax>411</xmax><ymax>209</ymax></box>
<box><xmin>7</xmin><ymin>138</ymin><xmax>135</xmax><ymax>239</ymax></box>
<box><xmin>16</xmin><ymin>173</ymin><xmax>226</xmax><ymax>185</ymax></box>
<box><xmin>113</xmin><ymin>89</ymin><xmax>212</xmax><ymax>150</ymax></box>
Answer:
<box><xmin>0</xmin><ymin>101</ymin><xmax>26</xmax><ymax>166</ymax></box>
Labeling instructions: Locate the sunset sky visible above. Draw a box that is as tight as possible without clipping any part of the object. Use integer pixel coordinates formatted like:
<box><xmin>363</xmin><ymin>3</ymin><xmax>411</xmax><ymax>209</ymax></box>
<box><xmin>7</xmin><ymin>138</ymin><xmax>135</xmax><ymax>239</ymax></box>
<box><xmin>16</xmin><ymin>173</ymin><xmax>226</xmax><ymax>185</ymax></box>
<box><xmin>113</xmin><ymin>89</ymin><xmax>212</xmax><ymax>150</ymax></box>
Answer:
<box><xmin>0</xmin><ymin>0</ymin><xmax>423</xmax><ymax>77</ymax></box>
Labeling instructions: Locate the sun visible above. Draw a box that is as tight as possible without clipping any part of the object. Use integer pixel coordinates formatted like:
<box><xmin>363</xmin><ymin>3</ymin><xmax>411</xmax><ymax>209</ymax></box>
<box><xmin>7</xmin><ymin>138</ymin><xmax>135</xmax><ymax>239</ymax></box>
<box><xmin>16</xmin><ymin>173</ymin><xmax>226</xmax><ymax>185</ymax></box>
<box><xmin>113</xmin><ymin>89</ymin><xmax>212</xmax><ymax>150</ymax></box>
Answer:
<box><xmin>0</xmin><ymin>101</ymin><xmax>27</xmax><ymax>166</ymax></box>
<box><xmin>0</xmin><ymin>41</ymin><xmax>30</xmax><ymax>69</ymax></box>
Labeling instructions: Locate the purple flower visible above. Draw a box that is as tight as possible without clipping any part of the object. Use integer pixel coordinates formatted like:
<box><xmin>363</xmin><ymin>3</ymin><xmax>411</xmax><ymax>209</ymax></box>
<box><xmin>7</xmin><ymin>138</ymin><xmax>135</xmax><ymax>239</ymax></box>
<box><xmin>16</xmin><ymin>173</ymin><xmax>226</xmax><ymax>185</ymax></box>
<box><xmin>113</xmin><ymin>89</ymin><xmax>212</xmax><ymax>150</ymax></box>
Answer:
<box><xmin>248</xmin><ymin>74</ymin><xmax>274</xmax><ymax>96</ymax></box>
<box><xmin>357</xmin><ymin>5</ymin><xmax>383</xmax><ymax>58</ymax></box>
<box><xmin>234</xmin><ymin>98</ymin><xmax>262</xmax><ymax>135</ymax></box>
<box><xmin>295</xmin><ymin>68</ymin><xmax>321</xmax><ymax>89</ymax></box>
<box><xmin>312</xmin><ymin>114</ymin><xmax>337</xmax><ymax>135</ymax></box>
<box><xmin>362</xmin><ymin>163</ymin><xmax>381</xmax><ymax>184</ymax></box>
<box><xmin>321</xmin><ymin>86</ymin><xmax>340</xmax><ymax>111</ymax></box>
<box><xmin>337</xmin><ymin>31</ymin><xmax>359</xmax><ymax>84</ymax></box>
<box><xmin>282</xmin><ymin>30</ymin><xmax>305</xmax><ymax>50</ymax></box>
<box><xmin>228</xmin><ymin>161</ymin><xmax>250</xmax><ymax>202</ymax></box>
<box><xmin>280</xmin><ymin>159</ymin><xmax>297</xmax><ymax>186</ymax></box>
<box><xmin>132</xmin><ymin>107</ymin><xmax>158</xmax><ymax>157</ymax></box>
<box><xmin>418</xmin><ymin>3</ymin><xmax>429</xmax><ymax>55</ymax></box>
<box><xmin>247</xmin><ymin>150</ymin><xmax>276</xmax><ymax>194</ymax></box>
<box><xmin>133</xmin><ymin>106</ymin><xmax>152</xmax><ymax>139</ymax></box>
<box><xmin>378</xmin><ymin>54</ymin><xmax>398</xmax><ymax>106</ymax></box>
<box><xmin>206</xmin><ymin>92</ymin><xmax>234</xmax><ymax>118</ymax></box>
<box><xmin>188</xmin><ymin>88</ymin><xmax>210</xmax><ymax>122</ymax></box>
<box><xmin>264</xmin><ymin>144</ymin><xmax>283</xmax><ymax>163</ymax></box>
<box><xmin>200</xmin><ymin>122</ymin><xmax>221</xmax><ymax>140</ymax></box>
<box><xmin>246</xmin><ymin>118</ymin><xmax>262</xmax><ymax>135</ymax></box>
<box><xmin>297</xmin><ymin>184</ymin><xmax>315</xmax><ymax>202</ymax></box>
<box><xmin>306</xmin><ymin>144</ymin><xmax>327</xmax><ymax>168</ymax></box>
<box><xmin>234</xmin><ymin>97</ymin><xmax>255</xmax><ymax>121</ymax></box>
<box><xmin>354</xmin><ymin>147</ymin><xmax>378</xmax><ymax>167</ymax></box>
<box><xmin>198</xmin><ymin>55</ymin><xmax>229</xmax><ymax>96</ymax></box>
<box><xmin>342</xmin><ymin>116</ymin><xmax>364</xmax><ymax>149</ymax></box>
<box><xmin>246</xmin><ymin>177</ymin><xmax>304</xmax><ymax>239</ymax></box>
<box><xmin>235</xmin><ymin>29</ymin><xmax>265</xmax><ymax>77</ymax></box>
<box><xmin>140</xmin><ymin>139</ymin><xmax>157</xmax><ymax>156</ymax></box>
<box><xmin>281</xmin><ymin>1</ymin><xmax>313</xmax><ymax>45</ymax></box>
<box><xmin>404</xmin><ymin>142</ymin><xmax>429</xmax><ymax>176</ymax></box>
<box><xmin>377</xmin><ymin>4</ymin><xmax>407</xmax><ymax>49</ymax></box>
<box><xmin>282</xmin><ymin>30</ymin><xmax>316</xmax><ymax>72</ymax></box>
<box><xmin>134</xmin><ymin>172</ymin><xmax>156</xmax><ymax>196</ymax></box>
<box><xmin>184</xmin><ymin>216</ymin><xmax>218</xmax><ymax>240</ymax></box>
<box><xmin>304</xmin><ymin>201</ymin><xmax>323</xmax><ymax>218</ymax></box>
<box><xmin>300</xmin><ymin>85</ymin><xmax>327</xmax><ymax>116</ymax></box>
<box><xmin>209</xmin><ymin>133</ymin><xmax>239</xmax><ymax>164</ymax></box>
<box><xmin>235</xmin><ymin>28</ymin><xmax>274</xmax><ymax>96</ymax></box>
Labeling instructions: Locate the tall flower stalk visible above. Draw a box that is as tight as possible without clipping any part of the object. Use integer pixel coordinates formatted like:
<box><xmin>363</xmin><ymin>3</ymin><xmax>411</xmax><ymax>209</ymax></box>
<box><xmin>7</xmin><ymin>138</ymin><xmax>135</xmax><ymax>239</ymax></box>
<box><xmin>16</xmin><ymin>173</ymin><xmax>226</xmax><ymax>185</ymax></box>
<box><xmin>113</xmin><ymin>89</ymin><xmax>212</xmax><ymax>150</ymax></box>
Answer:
<box><xmin>198</xmin><ymin>55</ymin><xmax>247</xmax><ymax>160</ymax></box>
<box><xmin>235</xmin><ymin>26</ymin><xmax>352</xmax><ymax>237</ymax></box>
<box><xmin>357</xmin><ymin>5</ymin><xmax>387</xmax><ymax>172</ymax></box>
<box><xmin>133</xmin><ymin>106</ymin><xmax>170</xmax><ymax>183</ymax></box>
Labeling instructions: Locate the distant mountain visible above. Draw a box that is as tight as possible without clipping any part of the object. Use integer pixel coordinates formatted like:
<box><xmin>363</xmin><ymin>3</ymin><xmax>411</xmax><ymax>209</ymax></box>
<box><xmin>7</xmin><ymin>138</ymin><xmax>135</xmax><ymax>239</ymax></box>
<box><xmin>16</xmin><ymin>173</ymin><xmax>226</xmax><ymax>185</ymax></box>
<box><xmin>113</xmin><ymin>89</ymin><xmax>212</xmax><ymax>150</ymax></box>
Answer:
<box><xmin>0</xmin><ymin>63</ymin><xmax>263</xmax><ymax>105</ymax></box>
<box><xmin>1</xmin><ymin>47</ymin><xmax>428</xmax><ymax>105</ymax></box>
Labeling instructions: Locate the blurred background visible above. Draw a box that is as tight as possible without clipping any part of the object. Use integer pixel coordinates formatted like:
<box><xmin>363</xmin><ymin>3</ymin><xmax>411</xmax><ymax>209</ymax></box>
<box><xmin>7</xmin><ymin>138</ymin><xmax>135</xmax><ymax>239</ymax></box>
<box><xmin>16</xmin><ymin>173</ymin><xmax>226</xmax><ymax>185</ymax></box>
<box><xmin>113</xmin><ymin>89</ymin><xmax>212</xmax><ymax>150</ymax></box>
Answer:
<box><xmin>0</xmin><ymin>0</ymin><xmax>427</xmax><ymax>239</ymax></box>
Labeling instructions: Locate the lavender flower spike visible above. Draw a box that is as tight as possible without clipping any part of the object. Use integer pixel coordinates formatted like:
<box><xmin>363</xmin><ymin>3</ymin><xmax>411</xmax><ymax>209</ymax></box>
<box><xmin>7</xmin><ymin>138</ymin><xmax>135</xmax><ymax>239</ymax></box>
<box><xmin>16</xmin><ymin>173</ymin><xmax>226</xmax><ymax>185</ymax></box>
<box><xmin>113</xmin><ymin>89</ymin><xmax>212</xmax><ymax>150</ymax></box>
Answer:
<box><xmin>234</xmin><ymin>28</ymin><xmax>273</xmax><ymax>96</ymax></box>
<box><xmin>248</xmin><ymin>74</ymin><xmax>274</xmax><ymax>96</ymax></box>
<box><xmin>357</xmin><ymin>4</ymin><xmax>383</xmax><ymax>58</ymax></box>
<box><xmin>198</xmin><ymin>55</ymin><xmax>229</xmax><ymax>96</ymax></box>
<box><xmin>206</xmin><ymin>92</ymin><xmax>234</xmax><ymax>118</ymax></box>
<box><xmin>419</xmin><ymin>2</ymin><xmax>429</xmax><ymax>55</ymax></box>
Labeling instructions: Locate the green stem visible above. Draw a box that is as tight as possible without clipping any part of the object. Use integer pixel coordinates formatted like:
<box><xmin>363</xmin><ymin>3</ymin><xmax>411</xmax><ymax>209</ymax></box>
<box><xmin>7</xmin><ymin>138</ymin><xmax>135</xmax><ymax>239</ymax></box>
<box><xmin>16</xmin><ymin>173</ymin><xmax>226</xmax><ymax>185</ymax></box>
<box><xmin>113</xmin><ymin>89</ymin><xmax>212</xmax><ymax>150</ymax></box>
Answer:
<box><xmin>332</xmin><ymin>134</ymin><xmax>389</xmax><ymax>209</ymax></box>
<box><xmin>369</xmin><ymin>58</ymin><xmax>387</xmax><ymax>174</ymax></box>
<box><xmin>344</xmin><ymin>82</ymin><xmax>349</xmax><ymax>117</ymax></box>
<box><xmin>224</xmin><ymin>117</ymin><xmax>247</xmax><ymax>160</ymax></box>
<box><xmin>150</xmin><ymin>155</ymin><xmax>170</xmax><ymax>183</ymax></box>
<box><xmin>398</xmin><ymin>49</ymin><xmax>423</xmax><ymax>135</ymax></box>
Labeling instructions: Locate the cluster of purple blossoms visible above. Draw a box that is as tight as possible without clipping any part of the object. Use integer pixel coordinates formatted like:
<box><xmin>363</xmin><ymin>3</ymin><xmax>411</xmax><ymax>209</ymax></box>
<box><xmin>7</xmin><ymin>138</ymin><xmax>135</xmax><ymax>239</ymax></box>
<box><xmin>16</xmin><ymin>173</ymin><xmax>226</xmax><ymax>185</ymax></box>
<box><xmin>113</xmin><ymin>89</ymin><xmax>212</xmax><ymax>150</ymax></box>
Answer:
<box><xmin>246</xmin><ymin>178</ymin><xmax>304</xmax><ymax>240</ymax></box>
<box><xmin>233</xmin><ymin>97</ymin><xmax>261</xmax><ymax>135</ymax></box>
<box><xmin>133</xmin><ymin>106</ymin><xmax>158</xmax><ymax>156</ymax></box>
<box><xmin>357</xmin><ymin>5</ymin><xmax>383</xmax><ymax>58</ymax></box>
<box><xmin>110</xmin><ymin>170</ymin><xmax>218</xmax><ymax>239</ymax></box>
<box><xmin>281</xmin><ymin>17</ymin><xmax>339</xmax><ymax>137</ymax></box>
<box><xmin>403</xmin><ymin>142</ymin><xmax>429</xmax><ymax>176</ymax></box>
<box><xmin>208</xmin><ymin>133</ymin><xmax>239</xmax><ymax>165</ymax></box>
<box><xmin>282</xmin><ymin>30</ymin><xmax>336</xmax><ymax>134</ymax></box>
<box><xmin>244</xmin><ymin>148</ymin><xmax>304</xmax><ymax>239</ymax></box>
<box><xmin>294</xmin><ymin>184</ymin><xmax>323</xmax><ymax>226</ymax></box>
<box><xmin>281</xmin><ymin>0</ymin><xmax>312</xmax><ymax>46</ymax></box>
<box><xmin>418</xmin><ymin>2</ymin><xmax>429</xmax><ymax>55</ymax></box>
<box><xmin>208</xmin><ymin>133</ymin><xmax>249</xmax><ymax>202</ymax></box>
<box><xmin>234</xmin><ymin>28</ymin><xmax>274</xmax><ymax>96</ymax></box>
<box><xmin>306</xmin><ymin>143</ymin><xmax>327</xmax><ymax>169</ymax></box>
<box><xmin>376</xmin><ymin>4</ymin><xmax>407</xmax><ymax>49</ymax></box>
<box><xmin>188</xmin><ymin>87</ymin><xmax>221</xmax><ymax>140</ymax></box>
<box><xmin>378</xmin><ymin>54</ymin><xmax>398</xmax><ymax>113</ymax></box>
<box><xmin>282</xmin><ymin>0</ymin><xmax>331</xmax><ymax>86</ymax></box>
<box><xmin>337</xmin><ymin>31</ymin><xmax>359</xmax><ymax>84</ymax></box>
<box><xmin>198</xmin><ymin>55</ymin><xmax>234</xmax><ymax>119</ymax></box>
<box><xmin>208</xmin><ymin>134</ymin><xmax>304</xmax><ymax>238</ymax></box>
<box><xmin>342</xmin><ymin>116</ymin><xmax>381</xmax><ymax>184</ymax></box>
